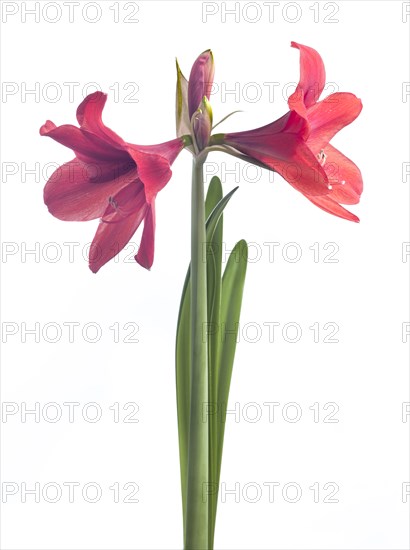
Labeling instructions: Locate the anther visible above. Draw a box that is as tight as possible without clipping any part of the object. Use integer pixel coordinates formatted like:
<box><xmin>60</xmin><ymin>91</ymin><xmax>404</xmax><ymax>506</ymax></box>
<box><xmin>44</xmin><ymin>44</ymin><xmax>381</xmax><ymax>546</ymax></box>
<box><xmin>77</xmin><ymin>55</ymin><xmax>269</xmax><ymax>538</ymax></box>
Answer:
<box><xmin>109</xmin><ymin>196</ymin><xmax>118</xmax><ymax>210</ymax></box>
<box><xmin>317</xmin><ymin>149</ymin><xmax>327</xmax><ymax>166</ymax></box>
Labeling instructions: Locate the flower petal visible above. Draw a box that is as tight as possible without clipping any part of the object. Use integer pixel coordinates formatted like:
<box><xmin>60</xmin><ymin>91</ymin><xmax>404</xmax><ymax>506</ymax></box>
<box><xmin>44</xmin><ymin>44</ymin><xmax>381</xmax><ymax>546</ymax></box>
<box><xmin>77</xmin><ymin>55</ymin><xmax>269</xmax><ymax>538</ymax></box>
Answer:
<box><xmin>306</xmin><ymin>194</ymin><xmax>359</xmax><ymax>222</ymax></box>
<box><xmin>188</xmin><ymin>50</ymin><xmax>215</xmax><ymax>118</ymax></box>
<box><xmin>76</xmin><ymin>91</ymin><xmax>126</xmax><ymax>148</ymax></box>
<box><xmin>44</xmin><ymin>159</ymin><xmax>138</xmax><ymax>221</ymax></box>
<box><xmin>251</xmin><ymin>137</ymin><xmax>329</xmax><ymax>196</ymax></box>
<box><xmin>288</xmin><ymin>42</ymin><xmax>326</xmax><ymax>117</ymax></box>
<box><xmin>40</xmin><ymin>120</ymin><xmax>130</xmax><ymax>163</ymax></box>
<box><xmin>322</xmin><ymin>144</ymin><xmax>363</xmax><ymax>205</ymax></box>
<box><xmin>89</xmin><ymin>183</ymin><xmax>148</xmax><ymax>273</ymax></box>
<box><xmin>225</xmin><ymin>110</ymin><xmax>308</xmax><ymax>140</ymax></box>
<box><xmin>126</xmin><ymin>149</ymin><xmax>171</xmax><ymax>203</ymax></box>
<box><xmin>126</xmin><ymin>138</ymin><xmax>185</xmax><ymax>202</ymax></box>
<box><xmin>306</xmin><ymin>93</ymin><xmax>363</xmax><ymax>151</ymax></box>
<box><xmin>224</xmin><ymin>119</ymin><xmax>329</xmax><ymax>196</ymax></box>
<box><xmin>136</xmin><ymin>203</ymin><xmax>155</xmax><ymax>269</ymax></box>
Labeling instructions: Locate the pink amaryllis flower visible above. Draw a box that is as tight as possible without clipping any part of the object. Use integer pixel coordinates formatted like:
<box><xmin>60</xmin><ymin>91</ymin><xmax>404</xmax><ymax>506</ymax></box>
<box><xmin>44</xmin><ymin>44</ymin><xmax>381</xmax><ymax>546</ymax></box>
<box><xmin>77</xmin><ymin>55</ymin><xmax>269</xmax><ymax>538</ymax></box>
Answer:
<box><xmin>212</xmin><ymin>42</ymin><xmax>363</xmax><ymax>222</ymax></box>
<box><xmin>41</xmin><ymin>92</ymin><xmax>186</xmax><ymax>272</ymax></box>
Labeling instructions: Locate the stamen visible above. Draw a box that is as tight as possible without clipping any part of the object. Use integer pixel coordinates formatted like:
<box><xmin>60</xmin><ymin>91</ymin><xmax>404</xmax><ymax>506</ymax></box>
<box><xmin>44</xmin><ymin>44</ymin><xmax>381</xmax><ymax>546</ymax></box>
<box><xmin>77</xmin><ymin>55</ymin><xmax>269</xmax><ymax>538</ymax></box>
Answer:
<box><xmin>317</xmin><ymin>149</ymin><xmax>327</xmax><ymax>166</ymax></box>
<box><xmin>109</xmin><ymin>196</ymin><xmax>118</xmax><ymax>209</ymax></box>
<box><xmin>102</xmin><ymin>193</ymin><xmax>147</xmax><ymax>225</ymax></box>
<box><xmin>102</xmin><ymin>196</ymin><xmax>135</xmax><ymax>224</ymax></box>
<box><xmin>328</xmin><ymin>180</ymin><xmax>346</xmax><ymax>189</ymax></box>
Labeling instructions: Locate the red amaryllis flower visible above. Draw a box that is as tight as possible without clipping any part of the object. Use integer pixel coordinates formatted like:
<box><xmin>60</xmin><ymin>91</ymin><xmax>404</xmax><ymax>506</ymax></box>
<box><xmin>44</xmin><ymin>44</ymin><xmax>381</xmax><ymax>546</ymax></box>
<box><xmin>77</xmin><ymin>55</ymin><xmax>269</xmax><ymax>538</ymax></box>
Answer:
<box><xmin>213</xmin><ymin>42</ymin><xmax>362</xmax><ymax>222</ymax></box>
<box><xmin>41</xmin><ymin>91</ymin><xmax>185</xmax><ymax>272</ymax></box>
<box><xmin>287</xmin><ymin>41</ymin><xmax>363</xmax><ymax>221</ymax></box>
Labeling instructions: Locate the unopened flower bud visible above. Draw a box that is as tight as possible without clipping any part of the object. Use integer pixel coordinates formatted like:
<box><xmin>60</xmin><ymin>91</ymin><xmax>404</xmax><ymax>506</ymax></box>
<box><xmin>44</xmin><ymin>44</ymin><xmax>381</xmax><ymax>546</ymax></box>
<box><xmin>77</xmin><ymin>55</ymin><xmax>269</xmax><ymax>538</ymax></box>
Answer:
<box><xmin>192</xmin><ymin>96</ymin><xmax>213</xmax><ymax>152</ymax></box>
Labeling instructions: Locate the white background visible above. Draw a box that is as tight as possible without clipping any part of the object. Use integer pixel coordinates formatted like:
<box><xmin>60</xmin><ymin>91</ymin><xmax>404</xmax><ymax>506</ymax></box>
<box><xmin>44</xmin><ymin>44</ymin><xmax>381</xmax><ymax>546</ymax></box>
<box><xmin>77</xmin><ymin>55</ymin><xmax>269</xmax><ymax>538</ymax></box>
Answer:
<box><xmin>1</xmin><ymin>1</ymin><xmax>409</xmax><ymax>549</ymax></box>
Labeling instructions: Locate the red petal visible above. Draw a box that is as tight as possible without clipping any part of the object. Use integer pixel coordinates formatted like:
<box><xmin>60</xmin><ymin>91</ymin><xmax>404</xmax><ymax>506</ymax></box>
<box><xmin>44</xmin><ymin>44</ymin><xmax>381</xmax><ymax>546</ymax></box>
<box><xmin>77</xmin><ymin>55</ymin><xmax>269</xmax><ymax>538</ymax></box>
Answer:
<box><xmin>44</xmin><ymin>159</ymin><xmax>138</xmax><ymax>221</ymax></box>
<box><xmin>76</xmin><ymin>91</ymin><xmax>126</xmax><ymax>149</ymax></box>
<box><xmin>89</xmin><ymin>183</ymin><xmax>148</xmax><ymax>273</ymax></box>
<box><xmin>306</xmin><ymin>194</ymin><xmax>359</xmax><ymax>222</ymax></box>
<box><xmin>322</xmin><ymin>145</ymin><xmax>363</xmax><ymax>205</ymax></box>
<box><xmin>133</xmin><ymin>138</ymin><xmax>185</xmax><ymax>164</ymax></box>
<box><xmin>259</xmin><ymin>137</ymin><xmax>329</xmax><ymax>196</ymax></box>
<box><xmin>127</xmin><ymin>149</ymin><xmax>171</xmax><ymax>203</ymax></box>
<box><xmin>288</xmin><ymin>42</ymin><xmax>326</xmax><ymax>116</ymax></box>
<box><xmin>136</xmin><ymin>204</ymin><xmax>155</xmax><ymax>269</ymax></box>
<box><xmin>225</xmin><ymin>131</ymin><xmax>329</xmax><ymax>196</ymax></box>
<box><xmin>306</xmin><ymin>93</ymin><xmax>363</xmax><ymax>151</ymax></box>
<box><xmin>40</xmin><ymin>120</ymin><xmax>130</xmax><ymax>163</ymax></box>
<box><xmin>226</xmin><ymin>110</ymin><xmax>307</xmax><ymax>140</ymax></box>
<box><xmin>126</xmin><ymin>138</ymin><xmax>184</xmax><ymax>203</ymax></box>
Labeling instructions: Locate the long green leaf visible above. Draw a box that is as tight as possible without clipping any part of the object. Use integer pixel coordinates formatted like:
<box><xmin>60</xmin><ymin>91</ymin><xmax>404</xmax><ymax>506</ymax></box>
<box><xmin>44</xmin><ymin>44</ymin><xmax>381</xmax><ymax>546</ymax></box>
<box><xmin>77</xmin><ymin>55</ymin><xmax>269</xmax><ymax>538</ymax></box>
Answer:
<box><xmin>215</xmin><ymin>240</ymin><xmax>248</xmax><ymax>496</ymax></box>
<box><xmin>205</xmin><ymin>178</ymin><xmax>223</xmax><ymax>545</ymax></box>
<box><xmin>175</xmin><ymin>278</ymin><xmax>191</xmax><ymax>544</ymax></box>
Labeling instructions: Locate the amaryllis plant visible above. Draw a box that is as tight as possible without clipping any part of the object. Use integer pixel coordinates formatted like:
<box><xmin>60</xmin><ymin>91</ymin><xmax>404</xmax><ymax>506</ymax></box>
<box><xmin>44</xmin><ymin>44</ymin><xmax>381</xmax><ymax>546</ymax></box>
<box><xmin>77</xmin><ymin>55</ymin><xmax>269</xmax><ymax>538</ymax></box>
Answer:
<box><xmin>41</xmin><ymin>42</ymin><xmax>362</xmax><ymax>549</ymax></box>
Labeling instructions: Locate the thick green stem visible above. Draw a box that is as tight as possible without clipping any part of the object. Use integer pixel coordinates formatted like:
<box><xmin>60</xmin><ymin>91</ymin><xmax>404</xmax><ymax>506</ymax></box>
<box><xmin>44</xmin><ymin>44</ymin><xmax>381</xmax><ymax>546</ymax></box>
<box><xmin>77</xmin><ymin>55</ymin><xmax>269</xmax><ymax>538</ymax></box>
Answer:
<box><xmin>185</xmin><ymin>156</ymin><xmax>209</xmax><ymax>549</ymax></box>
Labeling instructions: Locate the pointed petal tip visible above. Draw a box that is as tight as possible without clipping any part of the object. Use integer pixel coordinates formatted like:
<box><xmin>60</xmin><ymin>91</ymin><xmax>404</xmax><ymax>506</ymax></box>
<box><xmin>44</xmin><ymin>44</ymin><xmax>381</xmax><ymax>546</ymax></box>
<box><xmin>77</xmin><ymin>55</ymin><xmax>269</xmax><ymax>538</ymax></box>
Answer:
<box><xmin>308</xmin><ymin>193</ymin><xmax>361</xmax><ymax>223</ymax></box>
<box><xmin>76</xmin><ymin>91</ymin><xmax>110</xmax><ymax>128</ymax></box>
<box><xmin>135</xmin><ymin>254</ymin><xmax>152</xmax><ymax>270</ymax></box>
<box><xmin>291</xmin><ymin>41</ymin><xmax>306</xmax><ymax>51</ymax></box>
<box><xmin>40</xmin><ymin>120</ymin><xmax>56</xmax><ymax>136</ymax></box>
<box><xmin>77</xmin><ymin>91</ymin><xmax>108</xmax><ymax>117</ymax></box>
<box><xmin>291</xmin><ymin>41</ymin><xmax>314</xmax><ymax>51</ymax></box>
<box><xmin>85</xmin><ymin>90</ymin><xmax>107</xmax><ymax>102</ymax></box>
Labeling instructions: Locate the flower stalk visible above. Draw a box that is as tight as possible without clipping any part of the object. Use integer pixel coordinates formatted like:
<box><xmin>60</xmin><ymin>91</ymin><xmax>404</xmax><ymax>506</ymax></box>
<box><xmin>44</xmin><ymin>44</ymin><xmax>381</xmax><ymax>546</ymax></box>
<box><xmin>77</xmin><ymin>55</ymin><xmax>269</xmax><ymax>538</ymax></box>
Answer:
<box><xmin>185</xmin><ymin>155</ymin><xmax>209</xmax><ymax>549</ymax></box>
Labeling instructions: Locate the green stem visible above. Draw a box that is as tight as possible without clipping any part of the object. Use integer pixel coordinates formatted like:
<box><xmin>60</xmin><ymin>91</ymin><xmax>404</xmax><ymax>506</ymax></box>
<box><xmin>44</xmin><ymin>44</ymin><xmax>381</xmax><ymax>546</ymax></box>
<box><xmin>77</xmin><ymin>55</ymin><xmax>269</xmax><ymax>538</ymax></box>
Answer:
<box><xmin>185</xmin><ymin>156</ymin><xmax>209</xmax><ymax>549</ymax></box>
